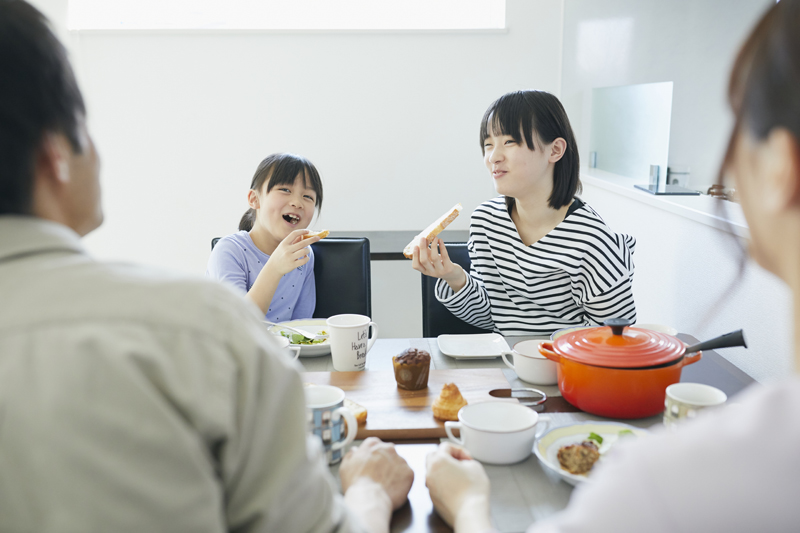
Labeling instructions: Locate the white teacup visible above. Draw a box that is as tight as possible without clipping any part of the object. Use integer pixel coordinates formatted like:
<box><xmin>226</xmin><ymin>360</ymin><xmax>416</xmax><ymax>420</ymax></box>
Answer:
<box><xmin>664</xmin><ymin>382</ymin><xmax>727</xmax><ymax>429</ymax></box>
<box><xmin>326</xmin><ymin>314</ymin><xmax>379</xmax><ymax>372</ymax></box>
<box><xmin>272</xmin><ymin>334</ymin><xmax>302</xmax><ymax>360</ymax></box>
<box><xmin>501</xmin><ymin>340</ymin><xmax>558</xmax><ymax>385</ymax></box>
<box><xmin>444</xmin><ymin>402</ymin><xmax>550</xmax><ymax>465</ymax></box>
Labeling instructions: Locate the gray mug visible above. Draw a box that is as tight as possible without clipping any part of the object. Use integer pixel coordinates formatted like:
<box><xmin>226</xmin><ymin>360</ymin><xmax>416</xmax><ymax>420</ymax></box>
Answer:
<box><xmin>304</xmin><ymin>385</ymin><xmax>357</xmax><ymax>464</ymax></box>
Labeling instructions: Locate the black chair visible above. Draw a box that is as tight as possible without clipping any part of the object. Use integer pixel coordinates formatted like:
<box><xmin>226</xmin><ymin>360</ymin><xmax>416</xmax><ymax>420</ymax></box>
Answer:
<box><xmin>421</xmin><ymin>242</ymin><xmax>493</xmax><ymax>337</ymax></box>
<box><xmin>211</xmin><ymin>236</ymin><xmax>371</xmax><ymax>318</ymax></box>
<box><xmin>311</xmin><ymin>237</ymin><xmax>371</xmax><ymax>318</ymax></box>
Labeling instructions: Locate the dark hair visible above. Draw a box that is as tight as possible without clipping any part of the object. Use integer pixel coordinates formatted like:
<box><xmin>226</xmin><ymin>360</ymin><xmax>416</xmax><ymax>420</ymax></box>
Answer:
<box><xmin>239</xmin><ymin>153</ymin><xmax>324</xmax><ymax>231</ymax></box>
<box><xmin>0</xmin><ymin>0</ymin><xmax>86</xmax><ymax>215</ymax></box>
<box><xmin>480</xmin><ymin>90</ymin><xmax>581</xmax><ymax>211</ymax></box>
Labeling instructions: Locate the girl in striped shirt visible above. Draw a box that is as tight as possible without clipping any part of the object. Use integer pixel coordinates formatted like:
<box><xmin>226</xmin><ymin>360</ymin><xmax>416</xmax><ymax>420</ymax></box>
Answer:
<box><xmin>411</xmin><ymin>90</ymin><xmax>636</xmax><ymax>336</ymax></box>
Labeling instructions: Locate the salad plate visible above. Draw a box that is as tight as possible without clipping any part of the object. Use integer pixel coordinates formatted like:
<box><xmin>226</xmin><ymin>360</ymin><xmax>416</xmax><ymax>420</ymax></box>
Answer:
<box><xmin>533</xmin><ymin>421</ymin><xmax>649</xmax><ymax>486</ymax></box>
<box><xmin>268</xmin><ymin>319</ymin><xmax>330</xmax><ymax>357</ymax></box>
<box><xmin>437</xmin><ymin>333</ymin><xmax>510</xmax><ymax>359</ymax></box>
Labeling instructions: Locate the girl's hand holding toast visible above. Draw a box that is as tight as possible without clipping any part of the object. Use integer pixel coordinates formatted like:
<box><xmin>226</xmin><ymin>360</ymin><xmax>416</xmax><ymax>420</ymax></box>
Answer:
<box><xmin>412</xmin><ymin>237</ymin><xmax>467</xmax><ymax>293</ymax></box>
<box><xmin>264</xmin><ymin>229</ymin><xmax>319</xmax><ymax>278</ymax></box>
<box><xmin>246</xmin><ymin>229</ymin><xmax>318</xmax><ymax>314</ymax></box>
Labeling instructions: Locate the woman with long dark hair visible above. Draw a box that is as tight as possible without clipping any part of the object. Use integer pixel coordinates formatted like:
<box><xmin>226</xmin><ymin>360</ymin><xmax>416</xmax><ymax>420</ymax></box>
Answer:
<box><xmin>425</xmin><ymin>1</ymin><xmax>800</xmax><ymax>530</ymax></box>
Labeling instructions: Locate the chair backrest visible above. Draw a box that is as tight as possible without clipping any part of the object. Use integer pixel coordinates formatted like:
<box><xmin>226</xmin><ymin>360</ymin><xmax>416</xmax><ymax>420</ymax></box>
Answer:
<box><xmin>311</xmin><ymin>237</ymin><xmax>371</xmax><ymax>318</ymax></box>
<box><xmin>211</xmin><ymin>236</ymin><xmax>371</xmax><ymax>318</ymax></box>
<box><xmin>421</xmin><ymin>242</ymin><xmax>492</xmax><ymax>337</ymax></box>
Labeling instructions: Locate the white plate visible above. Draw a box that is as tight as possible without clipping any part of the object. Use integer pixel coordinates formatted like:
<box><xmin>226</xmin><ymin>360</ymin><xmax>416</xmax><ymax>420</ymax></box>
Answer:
<box><xmin>534</xmin><ymin>421</ymin><xmax>649</xmax><ymax>486</ymax></box>
<box><xmin>437</xmin><ymin>333</ymin><xmax>510</xmax><ymax>359</ymax></box>
<box><xmin>268</xmin><ymin>319</ymin><xmax>331</xmax><ymax>358</ymax></box>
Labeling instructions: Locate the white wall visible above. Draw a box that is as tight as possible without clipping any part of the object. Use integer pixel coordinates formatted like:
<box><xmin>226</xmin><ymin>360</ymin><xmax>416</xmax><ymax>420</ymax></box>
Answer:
<box><xmin>580</xmin><ymin>181</ymin><xmax>793</xmax><ymax>383</ymax></box>
<box><xmin>559</xmin><ymin>0</ymin><xmax>794</xmax><ymax>382</ymax></box>
<box><xmin>52</xmin><ymin>0</ymin><xmax>564</xmax><ymax>276</ymax></box>
<box><xmin>560</xmin><ymin>0</ymin><xmax>772</xmax><ymax>191</ymax></box>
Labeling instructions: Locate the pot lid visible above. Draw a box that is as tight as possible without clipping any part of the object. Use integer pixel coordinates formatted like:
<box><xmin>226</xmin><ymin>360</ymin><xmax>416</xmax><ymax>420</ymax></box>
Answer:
<box><xmin>553</xmin><ymin>319</ymin><xmax>685</xmax><ymax>369</ymax></box>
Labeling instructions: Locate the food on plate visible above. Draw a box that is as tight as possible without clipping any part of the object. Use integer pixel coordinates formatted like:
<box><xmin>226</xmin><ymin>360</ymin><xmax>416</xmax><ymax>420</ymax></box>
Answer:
<box><xmin>302</xmin><ymin>229</ymin><xmax>329</xmax><ymax>240</ymax></box>
<box><xmin>344</xmin><ymin>398</ymin><xmax>368</xmax><ymax>425</ymax></box>
<box><xmin>557</xmin><ymin>440</ymin><xmax>600</xmax><ymax>475</ymax></box>
<box><xmin>281</xmin><ymin>330</ymin><xmax>327</xmax><ymax>345</ymax></box>
<box><xmin>392</xmin><ymin>348</ymin><xmax>431</xmax><ymax>390</ymax></box>
<box><xmin>432</xmin><ymin>383</ymin><xmax>468</xmax><ymax>421</ymax></box>
<box><xmin>402</xmin><ymin>203</ymin><xmax>463</xmax><ymax>259</ymax></box>
<box><xmin>557</xmin><ymin>430</ymin><xmax>637</xmax><ymax>475</ymax></box>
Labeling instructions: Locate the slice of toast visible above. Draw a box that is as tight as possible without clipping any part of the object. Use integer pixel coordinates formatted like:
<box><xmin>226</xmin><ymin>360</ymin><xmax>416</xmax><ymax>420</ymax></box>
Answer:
<box><xmin>403</xmin><ymin>203</ymin><xmax>462</xmax><ymax>259</ymax></box>
<box><xmin>301</xmin><ymin>229</ymin><xmax>330</xmax><ymax>240</ymax></box>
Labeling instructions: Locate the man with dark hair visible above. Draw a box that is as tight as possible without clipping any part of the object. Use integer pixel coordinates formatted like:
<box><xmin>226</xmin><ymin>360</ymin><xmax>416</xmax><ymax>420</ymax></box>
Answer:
<box><xmin>0</xmin><ymin>2</ymin><xmax>411</xmax><ymax>531</ymax></box>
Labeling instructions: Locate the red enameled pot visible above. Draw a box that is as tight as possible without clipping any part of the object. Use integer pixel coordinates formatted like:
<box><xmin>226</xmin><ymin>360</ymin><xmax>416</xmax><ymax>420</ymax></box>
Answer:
<box><xmin>538</xmin><ymin>319</ymin><xmax>701</xmax><ymax>419</ymax></box>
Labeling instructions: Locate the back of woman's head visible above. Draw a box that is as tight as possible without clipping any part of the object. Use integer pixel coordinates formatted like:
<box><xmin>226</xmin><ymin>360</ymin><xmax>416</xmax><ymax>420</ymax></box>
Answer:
<box><xmin>239</xmin><ymin>153</ymin><xmax>323</xmax><ymax>231</ymax></box>
<box><xmin>723</xmin><ymin>0</ymin><xmax>800</xmax><ymax>169</ymax></box>
<box><xmin>480</xmin><ymin>90</ymin><xmax>581</xmax><ymax>210</ymax></box>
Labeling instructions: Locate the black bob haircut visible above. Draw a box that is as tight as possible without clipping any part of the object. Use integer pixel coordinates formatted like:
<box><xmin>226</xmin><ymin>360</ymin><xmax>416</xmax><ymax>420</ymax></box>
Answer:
<box><xmin>480</xmin><ymin>90</ymin><xmax>581</xmax><ymax>210</ymax></box>
<box><xmin>239</xmin><ymin>153</ymin><xmax>324</xmax><ymax>231</ymax></box>
<box><xmin>0</xmin><ymin>0</ymin><xmax>86</xmax><ymax>215</ymax></box>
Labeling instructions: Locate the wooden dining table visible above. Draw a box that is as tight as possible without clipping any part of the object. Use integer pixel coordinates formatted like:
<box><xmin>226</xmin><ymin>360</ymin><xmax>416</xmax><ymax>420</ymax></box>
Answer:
<box><xmin>299</xmin><ymin>334</ymin><xmax>755</xmax><ymax>533</ymax></box>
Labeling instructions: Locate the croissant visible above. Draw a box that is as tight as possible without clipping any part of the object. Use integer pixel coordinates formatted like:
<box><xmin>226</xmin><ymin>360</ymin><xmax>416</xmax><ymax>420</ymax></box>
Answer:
<box><xmin>432</xmin><ymin>383</ymin><xmax>468</xmax><ymax>421</ymax></box>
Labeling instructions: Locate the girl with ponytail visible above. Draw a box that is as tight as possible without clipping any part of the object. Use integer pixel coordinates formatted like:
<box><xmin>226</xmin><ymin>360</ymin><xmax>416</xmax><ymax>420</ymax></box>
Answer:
<box><xmin>207</xmin><ymin>153</ymin><xmax>324</xmax><ymax>321</ymax></box>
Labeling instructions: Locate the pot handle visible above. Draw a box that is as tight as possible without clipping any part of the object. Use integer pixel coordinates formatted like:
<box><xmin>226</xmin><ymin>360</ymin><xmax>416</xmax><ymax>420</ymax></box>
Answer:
<box><xmin>681</xmin><ymin>352</ymin><xmax>703</xmax><ymax>367</ymax></box>
<box><xmin>685</xmin><ymin>329</ymin><xmax>747</xmax><ymax>355</ymax></box>
<box><xmin>538</xmin><ymin>342</ymin><xmax>561</xmax><ymax>363</ymax></box>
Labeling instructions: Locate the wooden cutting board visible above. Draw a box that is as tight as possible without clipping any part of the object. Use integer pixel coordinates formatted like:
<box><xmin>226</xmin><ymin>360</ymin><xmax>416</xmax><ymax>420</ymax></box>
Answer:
<box><xmin>303</xmin><ymin>369</ymin><xmax>514</xmax><ymax>440</ymax></box>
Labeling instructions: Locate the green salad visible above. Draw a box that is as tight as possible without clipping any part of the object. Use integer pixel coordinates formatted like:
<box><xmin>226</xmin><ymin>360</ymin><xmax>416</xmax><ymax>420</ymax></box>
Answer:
<box><xmin>281</xmin><ymin>331</ymin><xmax>328</xmax><ymax>345</ymax></box>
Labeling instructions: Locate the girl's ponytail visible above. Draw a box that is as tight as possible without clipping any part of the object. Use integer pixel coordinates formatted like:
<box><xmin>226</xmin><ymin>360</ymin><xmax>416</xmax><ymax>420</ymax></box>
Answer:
<box><xmin>239</xmin><ymin>208</ymin><xmax>256</xmax><ymax>231</ymax></box>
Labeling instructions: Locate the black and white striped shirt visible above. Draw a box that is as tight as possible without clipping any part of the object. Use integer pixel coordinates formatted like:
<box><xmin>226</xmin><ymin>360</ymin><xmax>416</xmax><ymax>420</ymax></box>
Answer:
<box><xmin>436</xmin><ymin>197</ymin><xmax>636</xmax><ymax>336</ymax></box>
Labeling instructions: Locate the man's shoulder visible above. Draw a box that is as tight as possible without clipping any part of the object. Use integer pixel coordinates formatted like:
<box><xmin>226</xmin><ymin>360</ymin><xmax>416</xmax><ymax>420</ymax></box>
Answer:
<box><xmin>12</xmin><ymin>257</ymin><xmax>261</xmax><ymax>342</ymax></box>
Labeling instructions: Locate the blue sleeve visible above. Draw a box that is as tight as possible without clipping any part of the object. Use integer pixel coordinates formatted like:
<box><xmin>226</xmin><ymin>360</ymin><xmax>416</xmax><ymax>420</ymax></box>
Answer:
<box><xmin>292</xmin><ymin>249</ymin><xmax>316</xmax><ymax>319</ymax></box>
<box><xmin>206</xmin><ymin>238</ymin><xmax>248</xmax><ymax>295</ymax></box>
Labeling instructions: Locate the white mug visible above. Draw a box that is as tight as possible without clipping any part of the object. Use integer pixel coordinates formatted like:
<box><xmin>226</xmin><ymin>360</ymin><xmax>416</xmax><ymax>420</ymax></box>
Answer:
<box><xmin>444</xmin><ymin>402</ymin><xmax>550</xmax><ymax>465</ymax></box>
<box><xmin>663</xmin><ymin>382</ymin><xmax>727</xmax><ymax>429</ymax></box>
<box><xmin>326</xmin><ymin>314</ymin><xmax>379</xmax><ymax>372</ymax></box>
<box><xmin>305</xmin><ymin>385</ymin><xmax>358</xmax><ymax>464</ymax></box>
<box><xmin>271</xmin><ymin>334</ymin><xmax>302</xmax><ymax>360</ymax></box>
<box><xmin>501</xmin><ymin>340</ymin><xmax>558</xmax><ymax>385</ymax></box>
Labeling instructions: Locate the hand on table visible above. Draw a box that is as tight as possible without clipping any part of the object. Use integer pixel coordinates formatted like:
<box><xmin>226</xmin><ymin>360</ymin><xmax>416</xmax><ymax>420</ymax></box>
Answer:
<box><xmin>426</xmin><ymin>442</ymin><xmax>493</xmax><ymax>533</ymax></box>
<box><xmin>411</xmin><ymin>237</ymin><xmax>467</xmax><ymax>292</ymax></box>
<box><xmin>340</xmin><ymin>438</ymin><xmax>414</xmax><ymax>533</ymax></box>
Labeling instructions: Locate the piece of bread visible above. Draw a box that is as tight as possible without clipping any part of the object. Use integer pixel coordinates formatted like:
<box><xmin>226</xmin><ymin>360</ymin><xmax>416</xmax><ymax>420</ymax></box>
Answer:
<box><xmin>302</xmin><ymin>229</ymin><xmax>329</xmax><ymax>240</ymax></box>
<box><xmin>403</xmin><ymin>203</ymin><xmax>462</xmax><ymax>259</ymax></box>
<box><xmin>432</xmin><ymin>383</ymin><xmax>468</xmax><ymax>421</ymax></box>
<box><xmin>344</xmin><ymin>398</ymin><xmax>368</xmax><ymax>425</ymax></box>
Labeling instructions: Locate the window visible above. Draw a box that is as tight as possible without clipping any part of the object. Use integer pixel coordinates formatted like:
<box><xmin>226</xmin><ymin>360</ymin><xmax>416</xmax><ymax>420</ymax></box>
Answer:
<box><xmin>67</xmin><ymin>0</ymin><xmax>506</xmax><ymax>31</ymax></box>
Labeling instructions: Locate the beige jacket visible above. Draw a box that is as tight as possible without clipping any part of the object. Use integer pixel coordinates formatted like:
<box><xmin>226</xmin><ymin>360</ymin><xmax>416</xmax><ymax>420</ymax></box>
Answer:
<box><xmin>0</xmin><ymin>216</ymin><xmax>362</xmax><ymax>533</ymax></box>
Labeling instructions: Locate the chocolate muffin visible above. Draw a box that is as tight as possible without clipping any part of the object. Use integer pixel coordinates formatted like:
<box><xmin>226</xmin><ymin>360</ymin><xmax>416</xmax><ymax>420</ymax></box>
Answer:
<box><xmin>392</xmin><ymin>348</ymin><xmax>431</xmax><ymax>390</ymax></box>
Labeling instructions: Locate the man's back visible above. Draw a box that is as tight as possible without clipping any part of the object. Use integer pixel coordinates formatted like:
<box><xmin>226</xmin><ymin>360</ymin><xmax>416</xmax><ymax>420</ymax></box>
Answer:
<box><xmin>0</xmin><ymin>215</ymin><xmax>350</xmax><ymax>533</ymax></box>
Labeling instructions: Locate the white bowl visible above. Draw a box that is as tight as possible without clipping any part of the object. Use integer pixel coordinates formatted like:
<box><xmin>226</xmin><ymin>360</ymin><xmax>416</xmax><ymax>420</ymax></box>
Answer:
<box><xmin>445</xmin><ymin>402</ymin><xmax>549</xmax><ymax>465</ymax></box>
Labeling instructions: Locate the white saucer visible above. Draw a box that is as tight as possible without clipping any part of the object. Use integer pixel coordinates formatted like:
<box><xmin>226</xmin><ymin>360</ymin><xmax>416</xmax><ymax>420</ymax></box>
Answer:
<box><xmin>437</xmin><ymin>333</ymin><xmax>510</xmax><ymax>359</ymax></box>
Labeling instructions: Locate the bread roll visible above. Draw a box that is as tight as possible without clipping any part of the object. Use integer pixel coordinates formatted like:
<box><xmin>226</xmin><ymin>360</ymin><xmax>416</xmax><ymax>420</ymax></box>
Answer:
<box><xmin>403</xmin><ymin>203</ymin><xmax>462</xmax><ymax>259</ymax></box>
<box><xmin>302</xmin><ymin>229</ymin><xmax>329</xmax><ymax>240</ymax></box>
<box><xmin>432</xmin><ymin>383</ymin><xmax>468</xmax><ymax>421</ymax></box>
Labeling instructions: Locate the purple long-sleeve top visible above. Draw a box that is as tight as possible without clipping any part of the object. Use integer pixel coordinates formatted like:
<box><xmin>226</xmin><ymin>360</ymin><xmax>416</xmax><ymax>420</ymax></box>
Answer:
<box><xmin>206</xmin><ymin>231</ymin><xmax>316</xmax><ymax>322</ymax></box>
